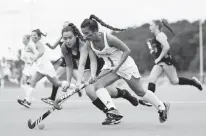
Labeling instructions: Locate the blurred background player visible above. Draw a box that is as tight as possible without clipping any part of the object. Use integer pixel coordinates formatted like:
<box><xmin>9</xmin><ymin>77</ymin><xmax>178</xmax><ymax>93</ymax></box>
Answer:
<box><xmin>17</xmin><ymin>29</ymin><xmax>69</xmax><ymax>108</ymax></box>
<box><xmin>141</xmin><ymin>20</ymin><xmax>203</xmax><ymax>106</ymax></box>
<box><xmin>0</xmin><ymin>57</ymin><xmax>12</xmax><ymax>88</ymax></box>
<box><xmin>19</xmin><ymin>34</ymin><xmax>37</xmax><ymax>96</ymax></box>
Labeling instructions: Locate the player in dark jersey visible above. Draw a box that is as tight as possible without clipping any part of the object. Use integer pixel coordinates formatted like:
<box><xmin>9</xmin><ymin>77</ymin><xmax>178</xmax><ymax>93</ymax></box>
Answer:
<box><xmin>141</xmin><ymin>20</ymin><xmax>203</xmax><ymax>106</ymax></box>
<box><xmin>41</xmin><ymin>21</ymin><xmax>82</xmax><ymax>105</ymax></box>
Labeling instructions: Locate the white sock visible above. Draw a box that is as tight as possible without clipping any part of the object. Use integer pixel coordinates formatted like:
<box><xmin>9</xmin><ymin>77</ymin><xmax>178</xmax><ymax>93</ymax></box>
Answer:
<box><xmin>1</xmin><ymin>79</ymin><xmax>4</xmax><ymax>88</ymax></box>
<box><xmin>25</xmin><ymin>86</ymin><xmax>34</xmax><ymax>103</ymax></box>
<box><xmin>21</xmin><ymin>84</ymin><xmax>29</xmax><ymax>94</ymax></box>
<box><xmin>96</xmin><ymin>88</ymin><xmax>116</xmax><ymax>109</ymax></box>
<box><xmin>142</xmin><ymin>90</ymin><xmax>165</xmax><ymax>110</ymax></box>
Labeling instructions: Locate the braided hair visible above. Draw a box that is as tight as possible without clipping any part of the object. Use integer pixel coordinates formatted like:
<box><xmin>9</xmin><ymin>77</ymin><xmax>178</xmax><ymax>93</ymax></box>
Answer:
<box><xmin>81</xmin><ymin>14</ymin><xmax>126</xmax><ymax>32</ymax></box>
<box><xmin>154</xmin><ymin>20</ymin><xmax>175</xmax><ymax>35</ymax></box>
<box><xmin>62</xmin><ymin>23</ymin><xmax>85</xmax><ymax>41</ymax></box>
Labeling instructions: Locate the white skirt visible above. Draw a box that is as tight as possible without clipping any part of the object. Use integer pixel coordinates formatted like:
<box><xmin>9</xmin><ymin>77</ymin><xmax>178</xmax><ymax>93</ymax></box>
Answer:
<box><xmin>102</xmin><ymin>56</ymin><xmax>141</xmax><ymax>80</ymax></box>
<box><xmin>22</xmin><ymin>63</ymin><xmax>37</xmax><ymax>77</ymax></box>
<box><xmin>36</xmin><ymin>60</ymin><xmax>56</xmax><ymax>78</ymax></box>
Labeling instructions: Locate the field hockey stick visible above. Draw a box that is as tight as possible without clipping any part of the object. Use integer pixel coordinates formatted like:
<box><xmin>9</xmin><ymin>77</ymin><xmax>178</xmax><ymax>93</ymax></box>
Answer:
<box><xmin>27</xmin><ymin>70</ymin><xmax>111</xmax><ymax>129</ymax></box>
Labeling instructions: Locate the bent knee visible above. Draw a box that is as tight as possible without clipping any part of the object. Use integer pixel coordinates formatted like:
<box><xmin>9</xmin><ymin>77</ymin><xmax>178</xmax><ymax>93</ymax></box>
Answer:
<box><xmin>148</xmin><ymin>76</ymin><xmax>158</xmax><ymax>83</ymax></box>
<box><xmin>85</xmin><ymin>87</ymin><xmax>98</xmax><ymax>101</ymax></box>
<box><xmin>170</xmin><ymin>78</ymin><xmax>179</xmax><ymax>85</ymax></box>
<box><xmin>93</xmin><ymin>82</ymin><xmax>105</xmax><ymax>91</ymax></box>
<box><xmin>132</xmin><ymin>86</ymin><xmax>146</xmax><ymax>97</ymax></box>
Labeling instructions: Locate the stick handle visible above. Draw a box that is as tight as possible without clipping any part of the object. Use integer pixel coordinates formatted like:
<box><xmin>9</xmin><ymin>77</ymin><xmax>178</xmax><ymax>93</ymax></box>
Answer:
<box><xmin>58</xmin><ymin>70</ymin><xmax>111</xmax><ymax>104</ymax></box>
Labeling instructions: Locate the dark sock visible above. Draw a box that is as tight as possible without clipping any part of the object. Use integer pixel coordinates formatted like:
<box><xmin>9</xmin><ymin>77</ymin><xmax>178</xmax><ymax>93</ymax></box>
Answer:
<box><xmin>178</xmin><ymin>77</ymin><xmax>196</xmax><ymax>86</ymax></box>
<box><xmin>92</xmin><ymin>98</ymin><xmax>108</xmax><ymax>113</ymax></box>
<box><xmin>148</xmin><ymin>83</ymin><xmax>156</xmax><ymax>93</ymax></box>
<box><xmin>50</xmin><ymin>85</ymin><xmax>59</xmax><ymax>100</ymax></box>
<box><xmin>116</xmin><ymin>88</ymin><xmax>126</xmax><ymax>98</ymax></box>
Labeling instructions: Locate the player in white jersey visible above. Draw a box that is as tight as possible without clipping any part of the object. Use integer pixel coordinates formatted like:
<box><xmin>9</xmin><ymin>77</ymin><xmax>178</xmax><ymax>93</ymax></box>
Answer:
<box><xmin>20</xmin><ymin>35</ymin><xmax>37</xmax><ymax>84</ymax></box>
<box><xmin>17</xmin><ymin>29</ymin><xmax>69</xmax><ymax>108</ymax></box>
<box><xmin>20</xmin><ymin>34</ymin><xmax>37</xmax><ymax>95</ymax></box>
<box><xmin>0</xmin><ymin>57</ymin><xmax>11</xmax><ymax>88</ymax></box>
<box><xmin>79</xmin><ymin>15</ymin><xmax>170</xmax><ymax>123</ymax></box>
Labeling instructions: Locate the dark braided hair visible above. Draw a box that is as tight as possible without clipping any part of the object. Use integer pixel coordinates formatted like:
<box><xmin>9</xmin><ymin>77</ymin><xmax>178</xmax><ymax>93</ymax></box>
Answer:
<box><xmin>32</xmin><ymin>29</ymin><xmax>47</xmax><ymax>37</ymax></box>
<box><xmin>62</xmin><ymin>23</ymin><xmax>85</xmax><ymax>41</ymax></box>
<box><xmin>81</xmin><ymin>14</ymin><xmax>126</xmax><ymax>32</ymax></box>
<box><xmin>154</xmin><ymin>20</ymin><xmax>175</xmax><ymax>35</ymax></box>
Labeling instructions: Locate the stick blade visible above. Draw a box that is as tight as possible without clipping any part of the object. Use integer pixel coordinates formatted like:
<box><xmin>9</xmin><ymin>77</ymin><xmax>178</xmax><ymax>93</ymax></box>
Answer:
<box><xmin>28</xmin><ymin>119</ymin><xmax>35</xmax><ymax>129</ymax></box>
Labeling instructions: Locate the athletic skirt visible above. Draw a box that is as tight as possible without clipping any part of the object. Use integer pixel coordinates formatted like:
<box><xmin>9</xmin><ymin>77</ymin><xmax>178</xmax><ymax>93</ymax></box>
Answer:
<box><xmin>36</xmin><ymin>59</ymin><xmax>56</xmax><ymax>78</ymax></box>
<box><xmin>22</xmin><ymin>63</ymin><xmax>37</xmax><ymax>77</ymax></box>
<box><xmin>102</xmin><ymin>56</ymin><xmax>141</xmax><ymax>80</ymax></box>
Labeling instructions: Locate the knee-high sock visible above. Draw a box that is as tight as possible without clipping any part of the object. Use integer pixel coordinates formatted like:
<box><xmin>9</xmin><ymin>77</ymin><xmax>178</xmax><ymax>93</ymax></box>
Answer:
<box><xmin>92</xmin><ymin>98</ymin><xmax>108</xmax><ymax>113</ymax></box>
<box><xmin>96</xmin><ymin>88</ymin><xmax>116</xmax><ymax>109</ymax></box>
<box><xmin>50</xmin><ymin>85</ymin><xmax>59</xmax><ymax>100</ymax></box>
<box><xmin>179</xmin><ymin>77</ymin><xmax>195</xmax><ymax>85</ymax></box>
<box><xmin>25</xmin><ymin>86</ymin><xmax>34</xmax><ymax>103</ymax></box>
<box><xmin>142</xmin><ymin>90</ymin><xmax>165</xmax><ymax>110</ymax></box>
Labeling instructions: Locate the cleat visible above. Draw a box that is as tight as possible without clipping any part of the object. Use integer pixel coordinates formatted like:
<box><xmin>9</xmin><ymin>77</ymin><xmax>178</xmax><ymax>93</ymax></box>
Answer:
<box><xmin>41</xmin><ymin>97</ymin><xmax>55</xmax><ymax>106</ymax></box>
<box><xmin>192</xmin><ymin>77</ymin><xmax>203</xmax><ymax>91</ymax></box>
<box><xmin>102</xmin><ymin>116</ymin><xmax>122</xmax><ymax>125</ymax></box>
<box><xmin>106</xmin><ymin>108</ymin><xmax>123</xmax><ymax>120</ymax></box>
<box><xmin>102</xmin><ymin>108</ymin><xmax>123</xmax><ymax>125</ymax></box>
<box><xmin>158</xmin><ymin>102</ymin><xmax>170</xmax><ymax>123</ymax></box>
<box><xmin>139</xmin><ymin>99</ymin><xmax>153</xmax><ymax>107</ymax></box>
<box><xmin>17</xmin><ymin>99</ymin><xmax>31</xmax><ymax>108</ymax></box>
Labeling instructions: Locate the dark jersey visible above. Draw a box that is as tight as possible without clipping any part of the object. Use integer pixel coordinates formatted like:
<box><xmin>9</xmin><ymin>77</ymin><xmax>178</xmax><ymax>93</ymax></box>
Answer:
<box><xmin>150</xmin><ymin>32</ymin><xmax>173</xmax><ymax>65</ymax></box>
<box><xmin>65</xmin><ymin>38</ymin><xmax>104</xmax><ymax>75</ymax></box>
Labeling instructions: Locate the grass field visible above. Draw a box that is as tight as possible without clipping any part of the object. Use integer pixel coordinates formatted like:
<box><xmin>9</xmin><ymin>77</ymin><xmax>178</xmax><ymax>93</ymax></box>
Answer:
<box><xmin>0</xmin><ymin>83</ymin><xmax>206</xmax><ymax>136</ymax></box>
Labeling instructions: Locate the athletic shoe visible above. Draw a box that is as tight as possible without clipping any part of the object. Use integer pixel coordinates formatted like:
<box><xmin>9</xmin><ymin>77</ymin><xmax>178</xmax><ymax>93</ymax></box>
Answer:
<box><xmin>17</xmin><ymin>99</ymin><xmax>31</xmax><ymax>108</ymax></box>
<box><xmin>41</xmin><ymin>97</ymin><xmax>55</xmax><ymax>106</ymax></box>
<box><xmin>139</xmin><ymin>99</ymin><xmax>153</xmax><ymax>107</ymax></box>
<box><xmin>102</xmin><ymin>116</ymin><xmax>122</xmax><ymax>125</ymax></box>
<box><xmin>102</xmin><ymin>108</ymin><xmax>123</xmax><ymax>125</ymax></box>
<box><xmin>192</xmin><ymin>77</ymin><xmax>203</xmax><ymax>91</ymax></box>
<box><xmin>116</xmin><ymin>87</ymin><xmax>139</xmax><ymax>106</ymax></box>
<box><xmin>106</xmin><ymin>108</ymin><xmax>123</xmax><ymax>120</ymax></box>
<box><xmin>158</xmin><ymin>102</ymin><xmax>170</xmax><ymax>123</ymax></box>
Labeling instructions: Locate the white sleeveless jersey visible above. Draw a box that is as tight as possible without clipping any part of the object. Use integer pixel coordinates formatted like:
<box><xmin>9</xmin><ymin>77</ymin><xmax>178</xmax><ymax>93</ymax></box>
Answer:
<box><xmin>30</xmin><ymin>40</ymin><xmax>48</xmax><ymax>64</ymax></box>
<box><xmin>90</xmin><ymin>32</ymin><xmax>141</xmax><ymax>80</ymax></box>
<box><xmin>90</xmin><ymin>32</ymin><xmax>134</xmax><ymax>69</ymax></box>
<box><xmin>21</xmin><ymin>40</ymin><xmax>37</xmax><ymax>64</ymax></box>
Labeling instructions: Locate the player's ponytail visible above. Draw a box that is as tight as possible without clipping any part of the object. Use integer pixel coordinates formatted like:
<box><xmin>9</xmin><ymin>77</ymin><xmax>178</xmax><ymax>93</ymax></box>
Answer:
<box><xmin>161</xmin><ymin>20</ymin><xmax>175</xmax><ymax>35</ymax></box>
<box><xmin>81</xmin><ymin>14</ymin><xmax>126</xmax><ymax>32</ymax></box>
<box><xmin>68</xmin><ymin>23</ymin><xmax>85</xmax><ymax>41</ymax></box>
